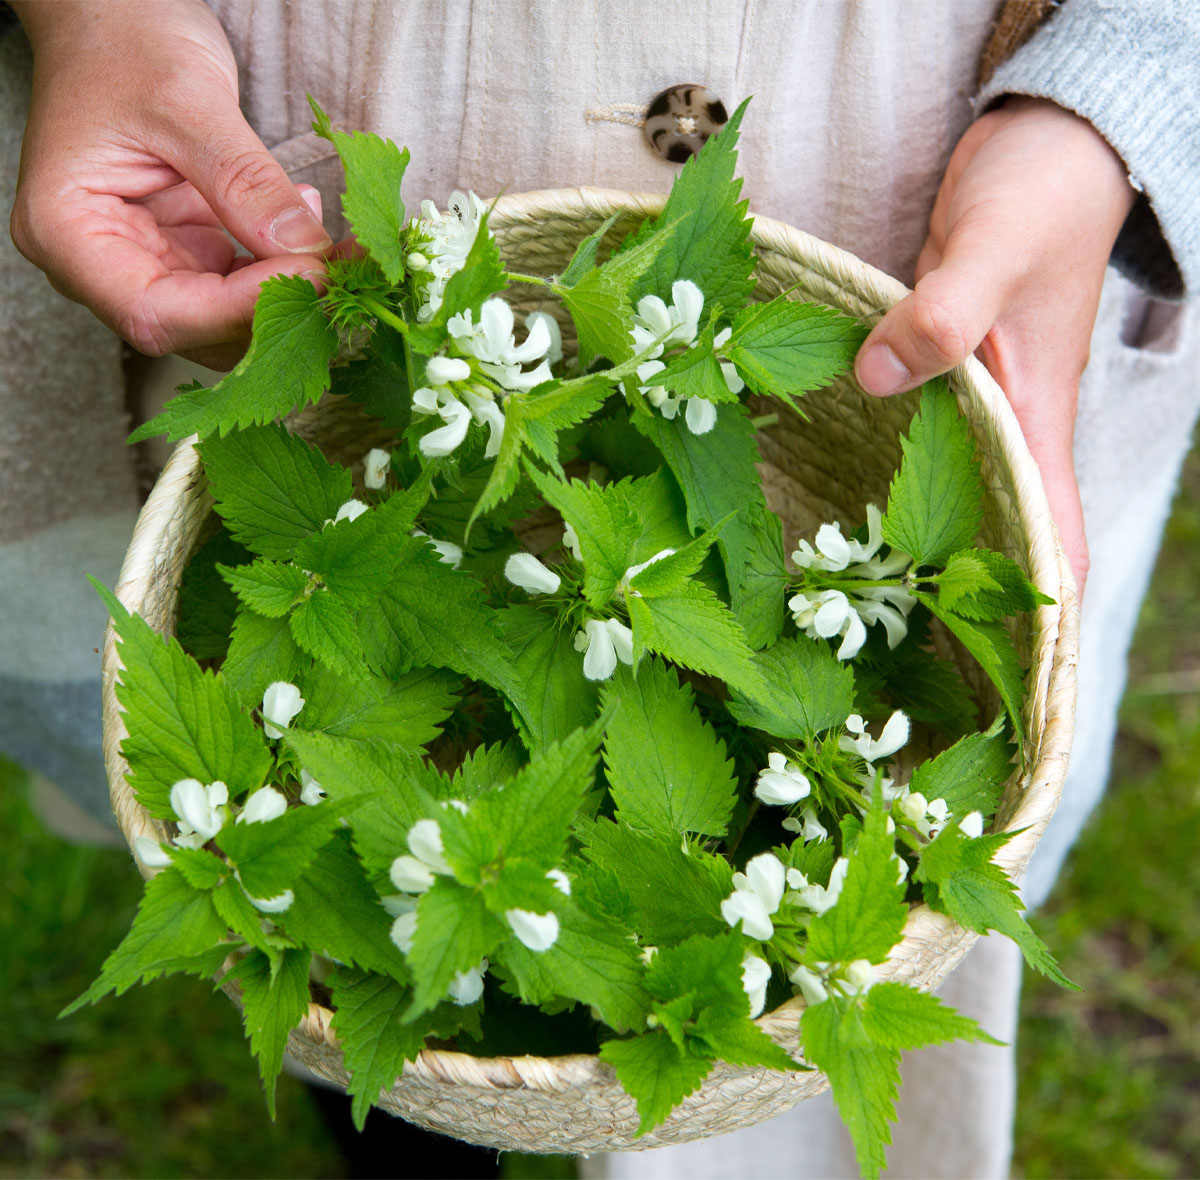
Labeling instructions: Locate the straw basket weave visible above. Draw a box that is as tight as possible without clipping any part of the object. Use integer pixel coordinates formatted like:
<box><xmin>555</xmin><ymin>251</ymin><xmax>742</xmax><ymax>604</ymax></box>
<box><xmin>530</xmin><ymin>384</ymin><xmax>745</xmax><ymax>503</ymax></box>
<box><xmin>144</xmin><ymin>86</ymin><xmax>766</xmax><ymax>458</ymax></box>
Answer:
<box><xmin>101</xmin><ymin>189</ymin><xmax>1078</xmax><ymax>1154</ymax></box>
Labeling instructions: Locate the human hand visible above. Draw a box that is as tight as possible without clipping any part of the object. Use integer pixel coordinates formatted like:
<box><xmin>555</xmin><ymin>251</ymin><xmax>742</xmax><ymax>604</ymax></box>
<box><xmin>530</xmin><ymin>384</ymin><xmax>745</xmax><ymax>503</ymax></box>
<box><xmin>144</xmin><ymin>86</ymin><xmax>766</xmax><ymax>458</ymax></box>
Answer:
<box><xmin>854</xmin><ymin>97</ymin><xmax>1138</xmax><ymax>599</ymax></box>
<box><xmin>9</xmin><ymin>0</ymin><xmax>333</xmax><ymax>370</ymax></box>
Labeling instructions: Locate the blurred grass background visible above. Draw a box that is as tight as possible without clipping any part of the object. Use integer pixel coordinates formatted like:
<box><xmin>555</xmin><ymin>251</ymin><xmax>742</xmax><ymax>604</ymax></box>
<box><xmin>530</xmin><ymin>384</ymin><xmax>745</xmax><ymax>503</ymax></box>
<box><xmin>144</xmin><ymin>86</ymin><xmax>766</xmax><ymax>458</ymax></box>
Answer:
<box><xmin>3</xmin><ymin>454</ymin><xmax>1199</xmax><ymax>1180</ymax></box>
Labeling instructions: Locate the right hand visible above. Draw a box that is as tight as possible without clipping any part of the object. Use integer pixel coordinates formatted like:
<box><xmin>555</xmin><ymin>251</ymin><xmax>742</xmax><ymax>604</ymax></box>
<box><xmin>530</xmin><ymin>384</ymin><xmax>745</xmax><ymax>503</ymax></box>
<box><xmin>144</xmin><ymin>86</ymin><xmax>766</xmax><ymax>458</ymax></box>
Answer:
<box><xmin>9</xmin><ymin>0</ymin><xmax>332</xmax><ymax>370</ymax></box>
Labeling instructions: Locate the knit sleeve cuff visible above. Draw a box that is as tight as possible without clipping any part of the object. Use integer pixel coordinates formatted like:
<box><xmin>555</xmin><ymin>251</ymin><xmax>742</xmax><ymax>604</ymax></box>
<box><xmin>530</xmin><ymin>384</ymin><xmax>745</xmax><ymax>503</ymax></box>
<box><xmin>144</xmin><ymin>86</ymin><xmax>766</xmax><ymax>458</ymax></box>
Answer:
<box><xmin>978</xmin><ymin>1</ymin><xmax>1200</xmax><ymax>301</ymax></box>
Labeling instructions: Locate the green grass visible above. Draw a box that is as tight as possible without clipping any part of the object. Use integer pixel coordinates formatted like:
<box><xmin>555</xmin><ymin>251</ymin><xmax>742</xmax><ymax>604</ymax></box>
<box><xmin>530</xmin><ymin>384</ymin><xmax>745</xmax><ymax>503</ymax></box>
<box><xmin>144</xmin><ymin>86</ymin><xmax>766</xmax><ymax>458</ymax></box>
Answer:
<box><xmin>4</xmin><ymin>456</ymin><xmax>1200</xmax><ymax>1178</ymax></box>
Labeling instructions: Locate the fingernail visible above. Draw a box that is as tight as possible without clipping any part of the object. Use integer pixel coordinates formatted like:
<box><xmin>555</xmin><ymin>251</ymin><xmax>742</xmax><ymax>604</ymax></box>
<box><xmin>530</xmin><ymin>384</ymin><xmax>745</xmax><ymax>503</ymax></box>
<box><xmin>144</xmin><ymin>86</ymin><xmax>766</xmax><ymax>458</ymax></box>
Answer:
<box><xmin>856</xmin><ymin>343</ymin><xmax>911</xmax><ymax>396</ymax></box>
<box><xmin>299</xmin><ymin>186</ymin><xmax>323</xmax><ymax>219</ymax></box>
<box><xmin>269</xmin><ymin>206</ymin><xmax>332</xmax><ymax>253</ymax></box>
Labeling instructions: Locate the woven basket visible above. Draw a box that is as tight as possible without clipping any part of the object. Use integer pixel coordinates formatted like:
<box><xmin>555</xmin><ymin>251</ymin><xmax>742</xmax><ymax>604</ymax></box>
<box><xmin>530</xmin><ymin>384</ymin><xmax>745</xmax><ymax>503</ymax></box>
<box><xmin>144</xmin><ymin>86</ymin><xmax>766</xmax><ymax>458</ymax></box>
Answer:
<box><xmin>101</xmin><ymin>189</ymin><xmax>1078</xmax><ymax>1154</ymax></box>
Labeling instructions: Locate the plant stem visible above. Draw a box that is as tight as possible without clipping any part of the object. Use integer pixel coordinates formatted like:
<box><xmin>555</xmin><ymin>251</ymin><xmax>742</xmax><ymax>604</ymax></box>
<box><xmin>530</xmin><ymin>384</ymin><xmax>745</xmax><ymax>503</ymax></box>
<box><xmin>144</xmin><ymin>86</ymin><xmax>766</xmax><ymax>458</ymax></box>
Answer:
<box><xmin>506</xmin><ymin>271</ymin><xmax>553</xmax><ymax>288</ymax></box>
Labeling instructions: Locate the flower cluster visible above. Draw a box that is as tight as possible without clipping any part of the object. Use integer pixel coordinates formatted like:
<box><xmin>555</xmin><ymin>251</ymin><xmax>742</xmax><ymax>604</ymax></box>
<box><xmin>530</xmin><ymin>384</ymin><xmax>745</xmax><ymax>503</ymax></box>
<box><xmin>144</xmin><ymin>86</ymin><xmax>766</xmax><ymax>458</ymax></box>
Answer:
<box><xmin>788</xmin><ymin>506</ymin><xmax>916</xmax><ymax>660</ymax></box>
<box><xmin>631</xmin><ymin>279</ymin><xmax>742</xmax><ymax>436</ymax></box>
<box><xmin>407</xmin><ymin>190</ymin><xmax>488</xmax><ymax>322</ymax></box>
<box><xmin>719</xmin><ymin>851</ymin><xmax>850</xmax><ymax>946</ymax></box>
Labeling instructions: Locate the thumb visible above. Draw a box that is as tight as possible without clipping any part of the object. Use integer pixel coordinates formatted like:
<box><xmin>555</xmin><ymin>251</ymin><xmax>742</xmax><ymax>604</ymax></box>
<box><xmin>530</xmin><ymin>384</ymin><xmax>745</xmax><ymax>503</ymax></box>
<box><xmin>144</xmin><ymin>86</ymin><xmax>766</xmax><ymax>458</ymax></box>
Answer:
<box><xmin>855</xmin><ymin>232</ymin><xmax>1015</xmax><ymax>397</ymax></box>
<box><xmin>171</xmin><ymin>107</ymin><xmax>333</xmax><ymax>259</ymax></box>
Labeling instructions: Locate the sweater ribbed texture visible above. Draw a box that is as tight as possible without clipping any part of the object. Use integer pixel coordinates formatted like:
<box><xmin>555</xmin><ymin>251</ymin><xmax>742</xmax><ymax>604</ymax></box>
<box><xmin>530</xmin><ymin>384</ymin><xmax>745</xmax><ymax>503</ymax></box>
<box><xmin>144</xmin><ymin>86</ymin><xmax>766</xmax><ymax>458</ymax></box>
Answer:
<box><xmin>979</xmin><ymin>0</ymin><xmax>1200</xmax><ymax>300</ymax></box>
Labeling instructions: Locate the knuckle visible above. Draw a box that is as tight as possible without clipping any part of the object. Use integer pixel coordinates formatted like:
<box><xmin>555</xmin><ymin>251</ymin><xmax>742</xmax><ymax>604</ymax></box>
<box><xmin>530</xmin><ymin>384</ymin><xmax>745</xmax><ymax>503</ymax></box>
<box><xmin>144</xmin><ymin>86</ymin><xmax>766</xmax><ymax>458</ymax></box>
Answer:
<box><xmin>9</xmin><ymin>191</ymin><xmax>50</xmax><ymax>266</ymax></box>
<box><xmin>909</xmin><ymin>292</ymin><xmax>972</xmax><ymax>369</ymax></box>
<box><xmin>116</xmin><ymin>298</ymin><xmax>173</xmax><ymax>358</ymax></box>
<box><xmin>212</xmin><ymin>147</ymin><xmax>281</xmax><ymax>207</ymax></box>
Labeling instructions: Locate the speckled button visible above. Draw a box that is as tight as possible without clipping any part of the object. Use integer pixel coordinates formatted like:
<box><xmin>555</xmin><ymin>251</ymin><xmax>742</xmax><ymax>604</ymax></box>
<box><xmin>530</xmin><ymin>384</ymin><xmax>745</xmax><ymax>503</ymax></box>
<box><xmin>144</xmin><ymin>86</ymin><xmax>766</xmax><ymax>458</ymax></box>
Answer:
<box><xmin>643</xmin><ymin>85</ymin><xmax>729</xmax><ymax>163</ymax></box>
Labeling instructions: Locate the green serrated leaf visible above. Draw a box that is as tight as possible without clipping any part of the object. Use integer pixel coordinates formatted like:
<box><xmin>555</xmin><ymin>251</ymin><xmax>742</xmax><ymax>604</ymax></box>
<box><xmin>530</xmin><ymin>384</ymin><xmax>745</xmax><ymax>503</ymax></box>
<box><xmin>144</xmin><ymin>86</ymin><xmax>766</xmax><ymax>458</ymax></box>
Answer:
<box><xmin>168</xmin><ymin>846</ymin><xmax>229</xmax><ymax>891</ymax></box>
<box><xmin>288</xmin><ymin>589</ymin><xmax>367</xmax><ymax>679</ymax></box>
<box><xmin>600</xmin><ymin>1030</ymin><xmax>715</xmax><ymax>1136</ymax></box>
<box><xmin>881</xmin><ymin>380</ymin><xmax>982</xmax><ymax>569</ymax></box>
<box><xmin>728</xmin><ymin>634</ymin><xmax>856</xmax><ymax>738</ymax></box>
<box><xmin>311</xmin><ymin>97</ymin><xmax>409</xmax><ymax>284</ymax></box>
<box><xmin>95</xmin><ymin>580</ymin><xmax>272</xmax><ymax>819</ymax></box>
<box><xmin>130</xmin><ymin>278</ymin><xmax>338</xmax><ymax>443</ymax></box>
<box><xmin>725</xmin><ymin>298</ymin><xmax>865</xmax><ymax>408</ymax></box>
<box><xmin>915</xmin><ymin>827</ymin><xmax>1075</xmax><ymax>988</ymax></box>
<box><xmin>626</xmin><ymin>513</ymin><xmax>732</xmax><ymax>599</ymax></box>
<box><xmin>199</xmin><ymin>425</ymin><xmax>353</xmax><ymax>560</ymax></box>
<box><xmin>227</xmin><ymin>947</ymin><xmax>312</xmax><ymax>1118</ymax></box>
<box><xmin>940</xmin><ymin>548</ymin><xmax>1055</xmax><ymax>621</ymax></box>
<box><xmin>329</xmin><ymin>325</ymin><xmax>412</xmax><ymax>430</ymax></box>
<box><xmin>860</xmin><ymin>981</ymin><xmax>1003</xmax><ymax>1050</ymax></box>
<box><xmin>222</xmin><ymin>609</ymin><xmax>309</xmax><ymax>711</ymax></box>
<box><xmin>644</xmin><ymin>317</ymin><xmax>740</xmax><ymax>406</ymax></box>
<box><xmin>935</xmin><ymin>550</ymin><xmax>1003</xmax><ymax>614</ymax></box>
<box><xmin>908</xmin><ymin>716</ymin><xmax>1014</xmax><ymax>819</ymax></box>
<box><xmin>729</xmin><ymin>502</ymin><xmax>788</xmax><ymax>650</ymax></box>
<box><xmin>602</xmin><ymin>659</ymin><xmax>737</xmax><ymax>838</ymax></box>
<box><xmin>220</xmin><ymin>559</ymin><xmax>309</xmax><ymax>619</ymax></box>
<box><xmin>558</xmin><ymin>212</ymin><xmax>622</xmax><ymax>288</ymax></box>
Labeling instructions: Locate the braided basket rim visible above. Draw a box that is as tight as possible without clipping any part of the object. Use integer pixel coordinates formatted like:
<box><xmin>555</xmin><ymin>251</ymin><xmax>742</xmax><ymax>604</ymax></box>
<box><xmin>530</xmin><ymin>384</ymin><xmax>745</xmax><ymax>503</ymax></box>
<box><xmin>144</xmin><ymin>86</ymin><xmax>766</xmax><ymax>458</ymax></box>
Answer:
<box><xmin>100</xmin><ymin>188</ymin><xmax>1078</xmax><ymax>1151</ymax></box>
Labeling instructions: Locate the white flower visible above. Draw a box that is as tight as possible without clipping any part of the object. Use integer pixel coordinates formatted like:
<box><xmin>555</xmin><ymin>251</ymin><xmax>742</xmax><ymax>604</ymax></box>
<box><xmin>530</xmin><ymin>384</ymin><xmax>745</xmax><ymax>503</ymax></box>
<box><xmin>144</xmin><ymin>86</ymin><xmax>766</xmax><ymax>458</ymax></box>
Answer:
<box><xmin>506</xmin><ymin>908</ymin><xmax>559</xmax><ymax>952</ymax></box>
<box><xmin>842</xmin><ymin>959</ymin><xmax>874</xmax><ymax>994</ymax></box>
<box><xmin>410</xmin><ymin>529</ymin><xmax>463</xmax><ymax>569</ymax></box>
<box><xmin>840</xmin><ymin>711</ymin><xmax>910</xmax><ymax>765</ymax></box>
<box><xmin>300</xmin><ymin>770</ymin><xmax>326</xmax><ymax>806</ymax></box>
<box><xmin>526</xmin><ymin>311</ymin><xmax>563</xmax><ymax>365</ymax></box>
<box><xmin>448</xmin><ymin>959</ymin><xmax>488</xmax><ymax>1006</ymax></box>
<box><xmin>684</xmin><ymin>396</ymin><xmax>718</xmax><ymax>435</ymax></box>
<box><xmin>363</xmin><ymin>448</ymin><xmax>391</xmax><ymax>490</ymax></box>
<box><xmin>959</xmin><ymin>811</ymin><xmax>985</xmax><ymax>839</ymax></box>
<box><xmin>391</xmin><ymin>910</ymin><xmax>418</xmax><ymax>954</ymax></box>
<box><xmin>133</xmin><ymin>835</ymin><xmax>172</xmax><ymax>868</ymax></box>
<box><xmin>562</xmin><ymin>522</ymin><xmax>583</xmax><ymax>561</ymax></box>
<box><xmin>721</xmin><ymin>852</ymin><xmax>787</xmax><ymax>941</ymax></box>
<box><xmin>896</xmin><ymin>789</ymin><xmax>951</xmax><ymax>838</ymax></box>
<box><xmin>333</xmin><ymin>498</ymin><xmax>368</xmax><ymax>525</ymax></box>
<box><xmin>755</xmin><ymin>752</ymin><xmax>811</xmax><ymax>806</ymax></box>
<box><xmin>261</xmin><ymin>681</ymin><xmax>304</xmax><ymax>739</ymax></box>
<box><xmin>449</xmin><ymin>299</ymin><xmax>554</xmax><ymax>393</ymax></box>
<box><xmin>574</xmin><ymin>617</ymin><xmax>634</xmax><ymax>681</ymax></box>
<box><xmin>425</xmin><ymin>355</ymin><xmax>472</xmax><ymax>385</ymax></box>
<box><xmin>788</xmin><ymin>857</ymin><xmax>849</xmax><ymax>916</ymax></box>
<box><xmin>408</xmin><ymin>818</ymin><xmax>452</xmax><ymax>875</ymax></box>
<box><xmin>412</xmin><ymin>386</ymin><xmax>473</xmax><ymax>458</ymax></box>
<box><xmin>782</xmin><ymin>807</ymin><xmax>829</xmax><ymax>843</ymax></box>
<box><xmin>741</xmin><ymin>953</ymin><xmax>773</xmax><ymax>1018</ymax></box>
<box><xmin>546</xmin><ymin>869</ymin><xmax>572</xmax><ymax>896</ymax></box>
<box><xmin>413</xmin><ymin>190</ymin><xmax>489</xmax><ymax>320</ymax></box>
<box><xmin>458</xmin><ymin>387</ymin><xmax>506</xmax><ymax>457</ymax></box>
<box><xmin>237</xmin><ymin>786</ymin><xmax>288</xmax><ymax>825</ymax></box>
<box><xmin>505</xmin><ymin>552</ymin><xmax>561</xmax><ymax>595</ymax></box>
<box><xmin>788</xmin><ymin>588</ymin><xmax>869</xmax><ymax>660</ymax></box>
<box><xmin>246</xmin><ymin>889</ymin><xmax>294</xmax><ymax>914</ymax></box>
<box><xmin>790</xmin><ymin>963</ymin><xmax>829</xmax><ymax>1006</ymax></box>
<box><xmin>712</xmin><ymin>326</ymin><xmax>746</xmax><ymax>395</ymax></box>
<box><xmin>169</xmin><ymin>778</ymin><xmax>228</xmax><ymax>844</ymax></box>
<box><xmin>390</xmin><ymin>855</ymin><xmax>437</xmax><ymax>893</ymax></box>
<box><xmin>630</xmin><ymin>281</ymin><xmax>704</xmax><ymax>356</ymax></box>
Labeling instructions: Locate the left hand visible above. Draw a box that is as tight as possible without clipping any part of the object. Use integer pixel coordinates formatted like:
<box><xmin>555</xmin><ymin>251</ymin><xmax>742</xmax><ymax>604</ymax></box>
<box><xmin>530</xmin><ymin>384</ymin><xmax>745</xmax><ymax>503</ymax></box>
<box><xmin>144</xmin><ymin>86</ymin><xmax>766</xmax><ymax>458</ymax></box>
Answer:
<box><xmin>854</xmin><ymin>96</ymin><xmax>1137</xmax><ymax>600</ymax></box>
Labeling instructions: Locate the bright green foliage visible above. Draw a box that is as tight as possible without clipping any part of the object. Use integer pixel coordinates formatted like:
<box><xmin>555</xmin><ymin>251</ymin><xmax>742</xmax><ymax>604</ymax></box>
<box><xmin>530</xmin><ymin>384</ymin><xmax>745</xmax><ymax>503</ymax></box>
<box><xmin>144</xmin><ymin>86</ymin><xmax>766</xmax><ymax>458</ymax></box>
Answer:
<box><xmin>227</xmin><ymin>948</ymin><xmax>313</xmax><ymax>1118</ymax></box>
<box><xmin>627</xmin><ymin>580</ymin><xmax>766</xmax><ymax>699</ymax></box>
<box><xmin>940</xmin><ymin>548</ymin><xmax>1055</xmax><ymax>621</ymax></box>
<box><xmin>558</xmin><ymin>211</ymin><xmax>621</xmax><ymax>288</ymax></box>
<box><xmin>310</xmin><ymin>97</ymin><xmax>409</xmax><ymax>284</ymax></box>
<box><xmin>600</xmin><ymin>1028</ymin><xmax>715</xmax><ymax>1136</ymax></box>
<box><xmin>130</xmin><ymin>277</ymin><xmax>339</xmax><ymax>443</ymax></box>
<box><xmin>908</xmin><ymin>716</ymin><xmax>1014</xmax><ymax>819</ymax></box>
<box><xmin>915</xmin><ymin>826</ymin><xmax>1074</xmax><ymax>987</ymax></box>
<box><xmin>212</xmin><ymin>877</ymin><xmax>293</xmax><ymax>964</ymax></box>
<box><xmin>95</xmin><ymin>581</ymin><xmax>271</xmax><ymax>819</ymax></box>
<box><xmin>526</xmin><ymin>468</ymin><xmax>641</xmax><ymax>606</ymax></box>
<box><xmin>580</xmin><ymin>820</ymin><xmax>732</xmax><ymax>947</ymax></box>
<box><xmin>329</xmin><ymin>969</ymin><xmax>470</xmax><ymax>1131</ymax></box>
<box><xmin>645</xmin><ymin>318</ymin><xmax>738</xmax><ymax>405</ymax></box>
<box><xmin>199</xmin><ymin>425</ymin><xmax>352</xmax><ymax>560</ymax></box>
<box><xmin>860</xmin><ymin>980</ymin><xmax>1003</xmax><ymax>1051</ymax></box>
<box><xmin>297</xmin><ymin>665</ymin><xmax>458</xmax><ymax>750</ymax></box>
<box><xmin>627</xmin><ymin>99</ymin><xmax>755</xmax><ymax>312</ymax></box>
<box><xmin>725</xmin><ymin>298</ymin><xmax>867</xmax><ymax>409</ymax></box>
<box><xmin>496</xmin><ymin>902</ymin><xmax>650</xmax><ymax>1032</ymax></box>
<box><xmin>281</xmin><ymin>836</ymin><xmax>409</xmax><ymax>980</ymax></box>
<box><xmin>602</xmin><ymin>660</ymin><xmax>737</xmax><ymax>837</ymax></box>
<box><xmin>881</xmin><ymin>380</ymin><xmax>983</xmax><ymax>569</ymax></box>
<box><xmin>62</xmin><ymin>868</ymin><xmax>229</xmax><ymax>1014</ymax></box>
<box><xmin>288</xmin><ymin>589</ymin><xmax>367</xmax><ymax>679</ymax></box>
<box><xmin>452</xmin><ymin>741</ymin><xmax>527</xmax><ymax>797</ymax></box>
<box><xmin>625</xmin><ymin>515</ymin><xmax>730</xmax><ymax>598</ymax></box>
<box><xmin>498</xmin><ymin>607</ymin><xmax>600</xmax><ymax>754</ymax></box>
<box><xmin>806</xmin><ymin>791</ymin><xmax>907</xmax><ymax>966</ymax></box>
<box><xmin>728</xmin><ymin>634</ymin><xmax>856</xmax><ymax>738</ymax></box>
<box><xmin>729</xmin><ymin>502</ymin><xmax>788</xmax><ymax>650</ymax></box>
<box><xmin>220</xmin><ymin>560</ymin><xmax>309</xmax><ymax>618</ymax></box>
<box><xmin>221</xmin><ymin>610</ymin><xmax>307</xmax><ymax>709</ymax></box>
<box><xmin>167</xmin><ymin>846</ymin><xmax>228</xmax><ymax>891</ymax></box>
<box><xmin>217</xmin><ymin>800</ymin><xmax>354</xmax><ymax>899</ymax></box>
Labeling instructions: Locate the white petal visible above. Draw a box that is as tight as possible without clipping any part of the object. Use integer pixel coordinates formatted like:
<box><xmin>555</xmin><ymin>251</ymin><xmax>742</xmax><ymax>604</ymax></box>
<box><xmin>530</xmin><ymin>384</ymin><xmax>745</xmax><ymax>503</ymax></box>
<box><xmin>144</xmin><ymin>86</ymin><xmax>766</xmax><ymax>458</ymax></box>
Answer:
<box><xmin>546</xmin><ymin>869</ymin><xmax>572</xmax><ymax>896</ymax></box>
<box><xmin>874</xmin><ymin>711</ymin><xmax>911</xmax><ymax>760</ymax></box>
<box><xmin>684</xmin><ymin>397</ymin><xmax>718</xmax><ymax>435</ymax></box>
<box><xmin>741</xmin><ymin>953</ymin><xmax>772</xmax><ymax>1019</ymax></box>
<box><xmin>836</xmin><ymin>609</ymin><xmax>868</xmax><ymax>660</ymax></box>
<box><xmin>133</xmin><ymin>836</ymin><xmax>173</xmax><ymax>868</ymax></box>
<box><xmin>563</xmin><ymin>522</ymin><xmax>583</xmax><ymax>561</ymax></box>
<box><xmin>720</xmin><ymin>891</ymin><xmax>774</xmax><ymax>942</ymax></box>
<box><xmin>670</xmin><ymin>279</ymin><xmax>705</xmax><ymax>339</ymax></box>
<box><xmin>844</xmin><ymin>959</ymin><xmax>874</xmax><ymax>992</ymax></box>
<box><xmin>719</xmin><ymin>360</ymin><xmax>745</xmax><ymax>395</ymax></box>
<box><xmin>506</xmin><ymin>909</ymin><xmax>559</xmax><ymax>952</ymax></box>
<box><xmin>713</xmin><ymin>326</ymin><xmax>732</xmax><ymax>349</ymax></box>
<box><xmin>334</xmin><ymin>498</ymin><xmax>369</xmax><ymax>524</ymax></box>
<box><xmin>801</xmin><ymin>808</ymin><xmax>829</xmax><ymax>843</ymax></box>
<box><xmin>505</xmin><ymin>358</ymin><xmax>554</xmax><ymax>393</ymax></box>
<box><xmin>505</xmin><ymin>553</ymin><xmax>561</xmax><ymax>595</ymax></box>
<box><xmin>526</xmin><ymin>310</ymin><xmax>563</xmax><ymax>364</ymax></box>
<box><xmin>425</xmin><ymin>355</ymin><xmax>472</xmax><ymax>385</ymax></box>
<box><xmin>508</xmin><ymin>314</ymin><xmax>551</xmax><ymax>364</ymax></box>
<box><xmin>299</xmin><ymin>770</ymin><xmax>326</xmax><ymax>806</ymax></box>
<box><xmin>169</xmin><ymin>778</ymin><xmax>209</xmax><ymax>831</ymax></box>
<box><xmin>755</xmin><ymin>767</ymin><xmax>811</xmax><ymax>806</ymax></box>
<box><xmin>959</xmin><ymin>811</ymin><xmax>985</xmax><ymax>839</ymax></box>
<box><xmin>412</xmin><ymin>386</ymin><xmax>441</xmax><ymax>415</ymax></box>
<box><xmin>391</xmin><ymin>911</ymin><xmax>418</xmax><ymax>954</ymax></box>
<box><xmin>604</xmin><ymin>619</ymin><xmax>635</xmax><ymax>666</ymax></box>
<box><xmin>634</xmin><ymin>294</ymin><xmax>673</xmax><ymax>337</ymax></box>
<box><xmin>844</xmin><ymin>714</ymin><xmax>867</xmax><ymax>736</ymax></box>
<box><xmin>767</xmin><ymin>751</ymin><xmax>789</xmax><ymax>773</ymax></box>
<box><xmin>636</xmin><ymin>359</ymin><xmax>666</xmax><ymax>385</ymax></box>
<box><xmin>744</xmin><ymin>852</ymin><xmax>787</xmax><ymax>911</ymax></box>
<box><xmin>815</xmin><ymin>524</ymin><xmax>852</xmax><ymax>570</ymax></box>
<box><xmin>262</xmin><ymin>681</ymin><xmax>304</xmax><ymax>739</ymax></box>
<box><xmin>582</xmin><ymin>619</ymin><xmax>618</xmax><ymax>681</ymax></box>
<box><xmin>418</xmin><ymin>399</ymin><xmax>472</xmax><ymax>457</ymax></box>
<box><xmin>448</xmin><ymin>961</ymin><xmax>487</xmax><ymax>1006</ymax></box>
<box><xmin>813</xmin><ymin>592</ymin><xmax>851</xmax><ymax>638</ymax></box>
<box><xmin>408</xmin><ymin>818</ymin><xmax>452</xmax><ymax>873</ymax></box>
<box><xmin>238</xmin><ymin>786</ymin><xmax>288</xmax><ymax>825</ymax></box>
<box><xmin>790</xmin><ymin>964</ymin><xmax>829</xmax><ymax>1006</ymax></box>
<box><xmin>390</xmin><ymin>854</ymin><xmax>436</xmax><ymax>893</ymax></box>
<box><xmin>363</xmin><ymin>448</ymin><xmax>391</xmax><ymax>490</ymax></box>
<box><xmin>247</xmin><ymin>888</ymin><xmax>294</xmax><ymax>914</ymax></box>
<box><xmin>429</xmin><ymin>538</ymin><xmax>464</xmax><ymax>568</ymax></box>
<box><xmin>479</xmin><ymin>298</ymin><xmax>516</xmax><ymax>358</ymax></box>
